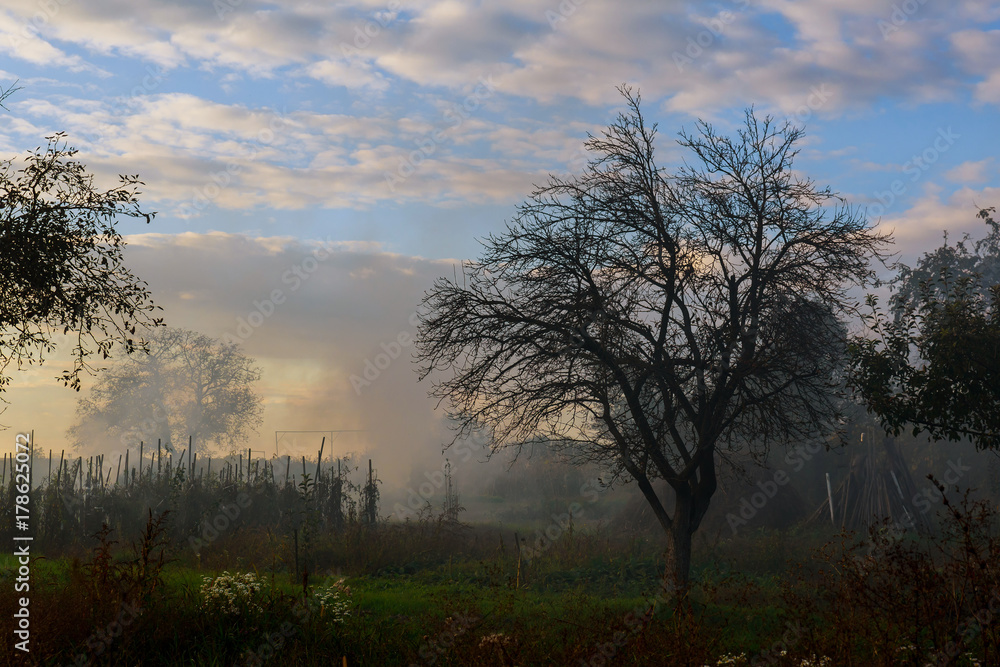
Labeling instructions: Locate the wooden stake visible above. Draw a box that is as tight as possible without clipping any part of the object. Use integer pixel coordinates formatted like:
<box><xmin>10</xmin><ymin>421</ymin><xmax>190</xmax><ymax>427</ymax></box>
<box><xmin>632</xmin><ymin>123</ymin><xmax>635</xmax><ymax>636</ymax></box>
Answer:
<box><xmin>825</xmin><ymin>472</ymin><xmax>835</xmax><ymax>526</ymax></box>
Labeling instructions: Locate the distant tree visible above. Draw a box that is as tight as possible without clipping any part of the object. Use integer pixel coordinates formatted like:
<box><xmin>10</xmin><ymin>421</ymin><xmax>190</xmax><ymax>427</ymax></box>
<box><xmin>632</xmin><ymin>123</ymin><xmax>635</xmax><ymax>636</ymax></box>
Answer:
<box><xmin>415</xmin><ymin>88</ymin><xmax>889</xmax><ymax>587</ymax></box>
<box><xmin>849</xmin><ymin>208</ymin><xmax>1000</xmax><ymax>449</ymax></box>
<box><xmin>70</xmin><ymin>328</ymin><xmax>263</xmax><ymax>457</ymax></box>
<box><xmin>0</xmin><ymin>125</ymin><xmax>160</xmax><ymax>398</ymax></box>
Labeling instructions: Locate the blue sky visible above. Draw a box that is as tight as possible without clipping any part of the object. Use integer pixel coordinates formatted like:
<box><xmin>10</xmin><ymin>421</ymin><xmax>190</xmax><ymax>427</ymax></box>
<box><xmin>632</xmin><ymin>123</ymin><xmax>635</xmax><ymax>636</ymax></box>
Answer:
<box><xmin>1</xmin><ymin>0</ymin><xmax>999</xmax><ymax>480</ymax></box>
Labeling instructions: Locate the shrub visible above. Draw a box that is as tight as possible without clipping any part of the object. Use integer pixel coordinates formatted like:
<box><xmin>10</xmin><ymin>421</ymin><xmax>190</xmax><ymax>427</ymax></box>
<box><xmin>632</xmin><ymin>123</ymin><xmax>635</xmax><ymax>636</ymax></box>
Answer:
<box><xmin>200</xmin><ymin>571</ymin><xmax>264</xmax><ymax>615</ymax></box>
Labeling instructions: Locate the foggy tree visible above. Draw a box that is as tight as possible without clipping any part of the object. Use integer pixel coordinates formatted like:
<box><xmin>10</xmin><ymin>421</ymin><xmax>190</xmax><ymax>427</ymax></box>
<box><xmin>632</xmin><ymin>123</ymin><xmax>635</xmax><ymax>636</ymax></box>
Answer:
<box><xmin>415</xmin><ymin>88</ymin><xmax>889</xmax><ymax>587</ymax></box>
<box><xmin>849</xmin><ymin>208</ymin><xmax>1000</xmax><ymax>449</ymax></box>
<box><xmin>0</xmin><ymin>130</ymin><xmax>161</xmax><ymax>398</ymax></box>
<box><xmin>70</xmin><ymin>327</ymin><xmax>263</xmax><ymax>456</ymax></box>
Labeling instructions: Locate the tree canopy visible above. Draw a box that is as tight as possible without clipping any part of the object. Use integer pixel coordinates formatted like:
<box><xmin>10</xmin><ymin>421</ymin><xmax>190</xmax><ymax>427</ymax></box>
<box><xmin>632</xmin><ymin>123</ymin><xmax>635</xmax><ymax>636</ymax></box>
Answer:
<box><xmin>70</xmin><ymin>327</ymin><xmax>263</xmax><ymax>456</ymax></box>
<box><xmin>849</xmin><ymin>208</ymin><xmax>1000</xmax><ymax>449</ymax></box>
<box><xmin>416</xmin><ymin>88</ymin><xmax>890</xmax><ymax>586</ymax></box>
<box><xmin>0</xmin><ymin>130</ymin><xmax>161</xmax><ymax>397</ymax></box>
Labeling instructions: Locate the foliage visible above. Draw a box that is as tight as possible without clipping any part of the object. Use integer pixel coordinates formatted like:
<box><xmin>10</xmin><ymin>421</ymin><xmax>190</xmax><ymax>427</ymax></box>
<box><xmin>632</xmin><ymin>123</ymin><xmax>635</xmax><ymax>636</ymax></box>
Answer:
<box><xmin>0</xmin><ymin>131</ymin><xmax>161</xmax><ymax>397</ymax></box>
<box><xmin>200</xmin><ymin>570</ymin><xmax>265</xmax><ymax>615</ymax></box>
<box><xmin>308</xmin><ymin>577</ymin><xmax>352</xmax><ymax>623</ymax></box>
<box><xmin>891</xmin><ymin>207</ymin><xmax>1000</xmax><ymax>309</ymax></box>
<box><xmin>415</xmin><ymin>87</ymin><xmax>889</xmax><ymax>586</ymax></box>
<box><xmin>783</xmin><ymin>485</ymin><xmax>1000</xmax><ymax>666</ymax></box>
<box><xmin>849</xmin><ymin>209</ymin><xmax>1000</xmax><ymax>449</ymax></box>
<box><xmin>69</xmin><ymin>327</ymin><xmax>263</xmax><ymax>455</ymax></box>
<box><xmin>4</xmin><ymin>488</ymin><xmax>1000</xmax><ymax>665</ymax></box>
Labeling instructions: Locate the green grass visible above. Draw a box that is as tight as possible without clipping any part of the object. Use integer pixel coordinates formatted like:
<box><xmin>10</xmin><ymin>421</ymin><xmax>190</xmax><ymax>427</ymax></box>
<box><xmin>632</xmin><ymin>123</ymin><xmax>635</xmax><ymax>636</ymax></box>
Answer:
<box><xmin>2</xmin><ymin>509</ymin><xmax>998</xmax><ymax>666</ymax></box>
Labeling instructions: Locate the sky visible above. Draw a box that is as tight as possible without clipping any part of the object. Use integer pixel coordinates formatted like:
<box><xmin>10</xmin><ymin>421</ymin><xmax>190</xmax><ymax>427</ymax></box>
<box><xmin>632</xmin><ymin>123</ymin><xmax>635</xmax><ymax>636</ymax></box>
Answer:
<box><xmin>1</xmin><ymin>0</ymin><xmax>999</xmax><ymax>485</ymax></box>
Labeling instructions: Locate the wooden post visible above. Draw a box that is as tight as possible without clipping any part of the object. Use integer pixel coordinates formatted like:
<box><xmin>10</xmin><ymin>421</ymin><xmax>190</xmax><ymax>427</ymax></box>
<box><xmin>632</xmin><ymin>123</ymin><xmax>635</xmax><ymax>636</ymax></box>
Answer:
<box><xmin>115</xmin><ymin>454</ymin><xmax>122</xmax><ymax>487</ymax></box>
<box><xmin>157</xmin><ymin>439</ymin><xmax>162</xmax><ymax>480</ymax></box>
<box><xmin>825</xmin><ymin>472</ymin><xmax>835</xmax><ymax>526</ymax></box>
<box><xmin>139</xmin><ymin>442</ymin><xmax>144</xmax><ymax>482</ymax></box>
<box><xmin>316</xmin><ymin>438</ymin><xmax>325</xmax><ymax>507</ymax></box>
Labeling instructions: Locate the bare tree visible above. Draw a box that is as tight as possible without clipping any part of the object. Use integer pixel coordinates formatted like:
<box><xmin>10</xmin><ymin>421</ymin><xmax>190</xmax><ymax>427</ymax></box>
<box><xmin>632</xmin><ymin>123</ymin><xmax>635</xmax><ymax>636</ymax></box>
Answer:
<box><xmin>415</xmin><ymin>88</ymin><xmax>889</xmax><ymax>586</ymax></box>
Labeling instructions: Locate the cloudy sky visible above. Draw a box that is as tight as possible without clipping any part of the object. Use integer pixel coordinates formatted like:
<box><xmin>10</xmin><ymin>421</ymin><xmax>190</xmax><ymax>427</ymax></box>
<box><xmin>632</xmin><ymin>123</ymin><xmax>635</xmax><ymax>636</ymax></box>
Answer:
<box><xmin>1</xmin><ymin>0</ymin><xmax>998</xmax><ymax>483</ymax></box>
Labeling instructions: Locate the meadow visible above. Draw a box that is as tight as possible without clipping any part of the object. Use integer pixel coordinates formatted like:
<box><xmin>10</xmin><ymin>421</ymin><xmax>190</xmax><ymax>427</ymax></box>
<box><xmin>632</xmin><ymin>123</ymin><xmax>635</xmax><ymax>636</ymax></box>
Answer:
<box><xmin>1</xmin><ymin>495</ymin><xmax>999</xmax><ymax>664</ymax></box>
<box><xmin>1</xmin><ymin>444</ymin><xmax>999</xmax><ymax>666</ymax></box>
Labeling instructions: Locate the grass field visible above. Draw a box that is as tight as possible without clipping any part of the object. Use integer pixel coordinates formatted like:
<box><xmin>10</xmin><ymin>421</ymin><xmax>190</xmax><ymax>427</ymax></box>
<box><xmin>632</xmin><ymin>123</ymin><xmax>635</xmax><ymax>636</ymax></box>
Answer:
<box><xmin>1</xmin><ymin>500</ymin><xmax>998</xmax><ymax>667</ymax></box>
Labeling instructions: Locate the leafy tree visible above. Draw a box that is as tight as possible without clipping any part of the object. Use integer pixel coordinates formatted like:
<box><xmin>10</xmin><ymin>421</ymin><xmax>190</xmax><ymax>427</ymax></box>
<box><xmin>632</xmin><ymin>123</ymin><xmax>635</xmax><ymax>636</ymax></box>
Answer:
<box><xmin>415</xmin><ymin>88</ymin><xmax>889</xmax><ymax>586</ymax></box>
<box><xmin>70</xmin><ymin>328</ymin><xmax>264</xmax><ymax>457</ymax></box>
<box><xmin>849</xmin><ymin>209</ymin><xmax>1000</xmax><ymax>449</ymax></box>
<box><xmin>0</xmin><ymin>125</ymin><xmax>160</xmax><ymax>397</ymax></box>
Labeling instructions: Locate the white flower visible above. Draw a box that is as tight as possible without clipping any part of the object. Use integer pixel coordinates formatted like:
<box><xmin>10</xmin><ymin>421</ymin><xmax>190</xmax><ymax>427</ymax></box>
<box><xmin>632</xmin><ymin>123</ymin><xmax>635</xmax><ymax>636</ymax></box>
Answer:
<box><xmin>309</xmin><ymin>577</ymin><xmax>352</xmax><ymax>624</ymax></box>
<box><xmin>199</xmin><ymin>571</ymin><xmax>264</xmax><ymax>616</ymax></box>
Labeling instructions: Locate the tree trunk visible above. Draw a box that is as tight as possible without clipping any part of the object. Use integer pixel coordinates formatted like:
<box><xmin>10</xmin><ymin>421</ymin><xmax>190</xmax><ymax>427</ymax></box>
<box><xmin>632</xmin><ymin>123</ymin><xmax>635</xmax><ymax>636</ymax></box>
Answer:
<box><xmin>665</xmin><ymin>451</ymin><xmax>718</xmax><ymax>590</ymax></box>
<box><xmin>667</xmin><ymin>491</ymin><xmax>694</xmax><ymax>589</ymax></box>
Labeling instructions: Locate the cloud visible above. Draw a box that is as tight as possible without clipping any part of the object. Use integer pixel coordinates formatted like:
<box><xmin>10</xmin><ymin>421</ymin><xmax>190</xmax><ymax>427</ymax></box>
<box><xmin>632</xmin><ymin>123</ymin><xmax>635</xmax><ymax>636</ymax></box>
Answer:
<box><xmin>1</xmin><ymin>232</ymin><xmax>470</xmax><ymax>485</ymax></box>
<box><xmin>945</xmin><ymin>158</ymin><xmax>994</xmax><ymax>184</ymax></box>
<box><xmin>0</xmin><ymin>9</ymin><xmax>104</xmax><ymax>73</ymax></box>
<box><xmin>874</xmin><ymin>184</ymin><xmax>1000</xmax><ymax>260</ymax></box>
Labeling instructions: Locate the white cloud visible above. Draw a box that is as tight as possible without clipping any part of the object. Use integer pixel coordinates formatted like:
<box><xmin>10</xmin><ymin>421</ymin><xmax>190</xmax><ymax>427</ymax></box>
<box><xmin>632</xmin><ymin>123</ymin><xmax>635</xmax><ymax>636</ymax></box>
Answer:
<box><xmin>945</xmin><ymin>158</ymin><xmax>994</xmax><ymax>184</ymax></box>
<box><xmin>875</xmin><ymin>184</ymin><xmax>1000</xmax><ymax>260</ymax></box>
<box><xmin>0</xmin><ymin>232</ymin><xmax>464</xmax><ymax>483</ymax></box>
